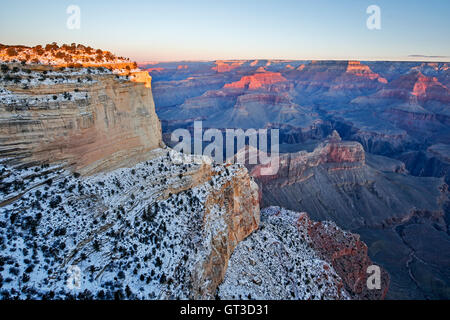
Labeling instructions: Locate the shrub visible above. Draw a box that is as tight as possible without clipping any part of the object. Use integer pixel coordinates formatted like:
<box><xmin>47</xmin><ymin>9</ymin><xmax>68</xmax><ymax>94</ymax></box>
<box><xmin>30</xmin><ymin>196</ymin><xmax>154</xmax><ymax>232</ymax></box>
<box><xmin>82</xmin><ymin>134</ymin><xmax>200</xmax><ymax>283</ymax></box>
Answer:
<box><xmin>54</xmin><ymin>52</ymin><xmax>66</xmax><ymax>59</ymax></box>
<box><xmin>6</xmin><ymin>47</ymin><xmax>18</xmax><ymax>57</ymax></box>
<box><xmin>49</xmin><ymin>195</ymin><xmax>62</xmax><ymax>209</ymax></box>
<box><xmin>93</xmin><ymin>240</ymin><xmax>101</xmax><ymax>252</ymax></box>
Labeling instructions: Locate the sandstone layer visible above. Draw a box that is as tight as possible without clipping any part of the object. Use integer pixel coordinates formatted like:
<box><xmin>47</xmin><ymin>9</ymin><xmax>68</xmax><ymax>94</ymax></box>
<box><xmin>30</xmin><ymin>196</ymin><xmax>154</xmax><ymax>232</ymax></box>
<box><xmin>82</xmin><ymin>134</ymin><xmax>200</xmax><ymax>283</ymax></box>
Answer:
<box><xmin>0</xmin><ymin>64</ymin><xmax>162</xmax><ymax>175</ymax></box>
<box><xmin>0</xmin><ymin>149</ymin><xmax>260</xmax><ymax>299</ymax></box>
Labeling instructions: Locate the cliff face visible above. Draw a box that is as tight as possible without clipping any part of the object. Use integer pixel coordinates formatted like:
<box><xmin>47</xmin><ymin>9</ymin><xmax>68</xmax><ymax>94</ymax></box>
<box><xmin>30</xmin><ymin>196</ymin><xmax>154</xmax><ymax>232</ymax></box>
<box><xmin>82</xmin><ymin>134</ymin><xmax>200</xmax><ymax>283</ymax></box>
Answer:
<box><xmin>0</xmin><ymin>148</ymin><xmax>260</xmax><ymax>299</ymax></box>
<box><xmin>224</xmin><ymin>71</ymin><xmax>287</xmax><ymax>90</ymax></box>
<box><xmin>0</xmin><ymin>48</ymin><xmax>264</xmax><ymax>300</ymax></box>
<box><xmin>0</xmin><ymin>64</ymin><xmax>162</xmax><ymax>175</ymax></box>
<box><xmin>218</xmin><ymin>207</ymin><xmax>389</xmax><ymax>300</ymax></box>
<box><xmin>306</xmin><ymin>216</ymin><xmax>390</xmax><ymax>299</ymax></box>
<box><xmin>251</xmin><ymin>131</ymin><xmax>365</xmax><ymax>186</ymax></box>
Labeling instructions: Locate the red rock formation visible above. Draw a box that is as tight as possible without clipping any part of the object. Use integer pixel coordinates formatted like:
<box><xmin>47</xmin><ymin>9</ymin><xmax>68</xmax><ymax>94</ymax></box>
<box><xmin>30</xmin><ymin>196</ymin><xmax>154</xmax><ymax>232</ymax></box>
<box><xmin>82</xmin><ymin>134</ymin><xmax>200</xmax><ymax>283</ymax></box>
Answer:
<box><xmin>250</xmin><ymin>131</ymin><xmax>365</xmax><ymax>185</ymax></box>
<box><xmin>145</xmin><ymin>67</ymin><xmax>165</xmax><ymax>73</ymax></box>
<box><xmin>301</xmin><ymin>217</ymin><xmax>390</xmax><ymax>299</ymax></box>
<box><xmin>346</xmin><ymin>61</ymin><xmax>388</xmax><ymax>84</ymax></box>
<box><xmin>212</xmin><ymin>61</ymin><xmax>244</xmax><ymax>73</ymax></box>
<box><xmin>224</xmin><ymin>71</ymin><xmax>287</xmax><ymax>90</ymax></box>
<box><xmin>386</xmin><ymin>71</ymin><xmax>450</xmax><ymax>103</ymax></box>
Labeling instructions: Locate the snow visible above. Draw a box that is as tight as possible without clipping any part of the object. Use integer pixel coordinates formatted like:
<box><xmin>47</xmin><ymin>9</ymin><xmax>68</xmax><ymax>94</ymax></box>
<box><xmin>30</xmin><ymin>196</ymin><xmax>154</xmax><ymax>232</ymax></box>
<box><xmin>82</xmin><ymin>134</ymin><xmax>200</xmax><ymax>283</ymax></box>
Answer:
<box><xmin>0</xmin><ymin>148</ymin><xmax>244</xmax><ymax>299</ymax></box>
<box><xmin>218</xmin><ymin>207</ymin><xmax>351</xmax><ymax>300</ymax></box>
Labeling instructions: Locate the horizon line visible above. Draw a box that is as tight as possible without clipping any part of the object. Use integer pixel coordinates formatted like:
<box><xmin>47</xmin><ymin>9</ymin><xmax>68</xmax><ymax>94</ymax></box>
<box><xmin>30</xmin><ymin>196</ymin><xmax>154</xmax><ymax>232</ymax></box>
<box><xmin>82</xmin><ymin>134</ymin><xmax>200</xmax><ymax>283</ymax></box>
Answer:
<box><xmin>136</xmin><ymin>57</ymin><xmax>450</xmax><ymax>64</ymax></box>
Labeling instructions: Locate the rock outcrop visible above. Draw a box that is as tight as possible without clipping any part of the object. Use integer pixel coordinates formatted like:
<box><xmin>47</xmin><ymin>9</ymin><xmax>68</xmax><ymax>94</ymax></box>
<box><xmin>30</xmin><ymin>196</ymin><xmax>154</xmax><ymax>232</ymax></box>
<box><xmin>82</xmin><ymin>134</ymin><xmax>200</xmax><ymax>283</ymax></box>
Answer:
<box><xmin>224</xmin><ymin>72</ymin><xmax>287</xmax><ymax>90</ymax></box>
<box><xmin>218</xmin><ymin>207</ymin><xmax>389</xmax><ymax>300</ymax></box>
<box><xmin>251</xmin><ymin>131</ymin><xmax>365</xmax><ymax>186</ymax></box>
<box><xmin>0</xmin><ymin>46</ymin><xmax>261</xmax><ymax>299</ymax></box>
<box><xmin>346</xmin><ymin>61</ymin><xmax>387</xmax><ymax>84</ymax></box>
<box><xmin>0</xmin><ymin>149</ymin><xmax>260</xmax><ymax>299</ymax></box>
<box><xmin>0</xmin><ymin>63</ymin><xmax>162</xmax><ymax>175</ymax></box>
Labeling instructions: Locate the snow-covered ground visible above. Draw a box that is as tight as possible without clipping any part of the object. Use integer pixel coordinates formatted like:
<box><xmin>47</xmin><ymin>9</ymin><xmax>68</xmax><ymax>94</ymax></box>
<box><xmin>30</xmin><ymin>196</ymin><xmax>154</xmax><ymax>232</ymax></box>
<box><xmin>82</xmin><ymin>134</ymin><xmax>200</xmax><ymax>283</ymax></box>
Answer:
<box><xmin>218</xmin><ymin>207</ymin><xmax>351</xmax><ymax>300</ymax></box>
<box><xmin>0</xmin><ymin>149</ymin><xmax>245</xmax><ymax>299</ymax></box>
<box><xmin>0</xmin><ymin>65</ymin><xmax>133</xmax><ymax>107</ymax></box>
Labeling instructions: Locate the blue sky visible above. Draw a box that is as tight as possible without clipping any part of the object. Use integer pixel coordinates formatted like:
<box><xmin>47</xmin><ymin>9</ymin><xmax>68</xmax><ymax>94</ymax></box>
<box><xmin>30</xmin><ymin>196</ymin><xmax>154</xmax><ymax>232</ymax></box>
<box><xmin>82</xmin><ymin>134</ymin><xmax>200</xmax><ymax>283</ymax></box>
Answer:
<box><xmin>1</xmin><ymin>0</ymin><xmax>449</xmax><ymax>61</ymax></box>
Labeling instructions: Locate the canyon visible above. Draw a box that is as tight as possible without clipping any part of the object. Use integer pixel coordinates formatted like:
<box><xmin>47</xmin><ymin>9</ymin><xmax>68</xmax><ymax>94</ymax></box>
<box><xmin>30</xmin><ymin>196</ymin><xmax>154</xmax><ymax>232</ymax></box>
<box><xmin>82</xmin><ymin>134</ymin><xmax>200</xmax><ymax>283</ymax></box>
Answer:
<box><xmin>0</xmin><ymin>45</ymin><xmax>388</xmax><ymax>300</ymax></box>
<box><xmin>142</xmin><ymin>59</ymin><xmax>450</xmax><ymax>299</ymax></box>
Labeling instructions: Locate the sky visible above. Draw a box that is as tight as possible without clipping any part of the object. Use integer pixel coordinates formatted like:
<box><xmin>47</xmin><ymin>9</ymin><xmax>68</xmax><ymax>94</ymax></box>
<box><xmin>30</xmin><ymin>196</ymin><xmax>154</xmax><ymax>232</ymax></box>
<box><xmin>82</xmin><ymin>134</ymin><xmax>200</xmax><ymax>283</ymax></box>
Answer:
<box><xmin>0</xmin><ymin>0</ymin><xmax>449</xmax><ymax>62</ymax></box>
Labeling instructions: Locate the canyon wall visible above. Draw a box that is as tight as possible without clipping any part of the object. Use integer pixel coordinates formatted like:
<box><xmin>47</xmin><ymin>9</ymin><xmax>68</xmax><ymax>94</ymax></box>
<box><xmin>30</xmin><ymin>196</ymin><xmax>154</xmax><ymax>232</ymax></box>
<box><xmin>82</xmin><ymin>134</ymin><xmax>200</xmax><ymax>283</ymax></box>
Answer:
<box><xmin>218</xmin><ymin>207</ymin><xmax>389</xmax><ymax>300</ymax></box>
<box><xmin>0</xmin><ymin>64</ymin><xmax>162</xmax><ymax>175</ymax></box>
<box><xmin>0</xmin><ymin>50</ymin><xmax>399</xmax><ymax>300</ymax></box>
<box><xmin>0</xmin><ymin>148</ymin><xmax>260</xmax><ymax>299</ymax></box>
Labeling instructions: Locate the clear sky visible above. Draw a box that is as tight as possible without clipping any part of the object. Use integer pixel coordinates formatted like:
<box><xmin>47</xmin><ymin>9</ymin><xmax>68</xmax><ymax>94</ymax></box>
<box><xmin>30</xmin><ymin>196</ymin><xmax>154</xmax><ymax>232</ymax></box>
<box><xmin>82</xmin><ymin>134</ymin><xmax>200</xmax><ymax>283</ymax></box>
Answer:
<box><xmin>1</xmin><ymin>0</ymin><xmax>449</xmax><ymax>62</ymax></box>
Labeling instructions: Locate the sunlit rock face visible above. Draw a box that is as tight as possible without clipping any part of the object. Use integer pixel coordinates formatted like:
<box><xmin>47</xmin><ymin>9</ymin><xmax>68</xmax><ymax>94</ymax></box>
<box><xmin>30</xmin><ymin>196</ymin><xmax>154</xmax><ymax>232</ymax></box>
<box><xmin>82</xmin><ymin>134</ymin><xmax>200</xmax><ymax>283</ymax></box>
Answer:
<box><xmin>224</xmin><ymin>71</ymin><xmax>288</xmax><ymax>90</ymax></box>
<box><xmin>251</xmin><ymin>131</ymin><xmax>365</xmax><ymax>186</ymax></box>
<box><xmin>346</xmin><ymin>61</ymin><xmax>387</xmax><ymax>83</ymax></box>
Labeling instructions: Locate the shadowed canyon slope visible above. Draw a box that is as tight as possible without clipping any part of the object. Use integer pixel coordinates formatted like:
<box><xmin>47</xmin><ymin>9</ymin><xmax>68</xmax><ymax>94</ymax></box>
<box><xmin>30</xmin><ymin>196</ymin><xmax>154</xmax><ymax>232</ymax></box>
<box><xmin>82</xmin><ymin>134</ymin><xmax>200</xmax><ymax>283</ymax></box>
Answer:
<box><xmin>144</xmin><ymin>60</ymin><xmax>450</xmax><ymax>299</ymax></box>
<box><xmin>144</xmin><ymin>60</ymin><xmax>449</xmax><ymax>158</ymax></box>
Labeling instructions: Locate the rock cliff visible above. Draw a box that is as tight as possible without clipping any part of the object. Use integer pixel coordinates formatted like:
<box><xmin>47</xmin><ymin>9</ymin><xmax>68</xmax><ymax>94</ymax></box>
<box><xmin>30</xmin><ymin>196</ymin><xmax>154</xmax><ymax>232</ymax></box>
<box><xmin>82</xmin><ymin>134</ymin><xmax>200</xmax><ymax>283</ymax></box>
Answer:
<box><xmin>251</xmin><ymin>131</ymin><xmax>365</xmax><ymax>186</ymax></box>
<box><xmin>0</xmin><ymin>46</ymin><xmax>399</xmax><ymax>300</ymax></box>
<box><xmin>0</xmin><ymin>46</ymin><xmax>261</xmax><ymax>299</ymax></box>
<box><xmin>218</xmin><ymin>207</ymin><xmax>389</xmax><ymax>300</ymax></box>
<box><xmin>0</xmin><ymin>149</ymin><xmax>259</xmax><ymax>299</ymax></box>
<box><xmin>0</xmin><ymin>62</ymin><xmax>162</xmax><ymax>175</ymax></box>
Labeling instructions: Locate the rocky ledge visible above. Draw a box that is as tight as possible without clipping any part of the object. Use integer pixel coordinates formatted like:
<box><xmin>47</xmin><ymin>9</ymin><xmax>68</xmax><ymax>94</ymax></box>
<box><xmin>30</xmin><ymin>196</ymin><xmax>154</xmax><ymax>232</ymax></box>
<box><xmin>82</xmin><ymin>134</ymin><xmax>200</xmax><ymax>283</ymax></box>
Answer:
<box><xmin>218</xmin><ymin>207</ymin><xmax>389</xmax><ymax>300</ymax></box>
<box><xmin>251</xmin><ymin>131</ymin><xmax>365</xmax><ymax>186</ymax></box>
<box><xmin>0</xmin><ymin>62</ymin><xmax>162</xmax><ymax>175</ymax></box>
<box><xmin>0</xmin><ymin>149</ymin><xmax>259</xmax><ymax>299</ymax></box>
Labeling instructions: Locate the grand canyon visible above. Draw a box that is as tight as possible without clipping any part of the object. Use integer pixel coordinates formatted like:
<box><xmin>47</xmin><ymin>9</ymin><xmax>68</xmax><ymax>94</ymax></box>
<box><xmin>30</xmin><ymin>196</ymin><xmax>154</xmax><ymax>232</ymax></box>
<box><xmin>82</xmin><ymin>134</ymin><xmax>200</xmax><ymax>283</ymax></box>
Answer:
<box><xmin>0</xmin><ymin>42</ymin><xmax>448</xmax><ymax>301</ymax></box>
<box><xmin>144</xmin><ymin>58</ymin><xmax>450</xmax><ymax>299</ymax></box>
